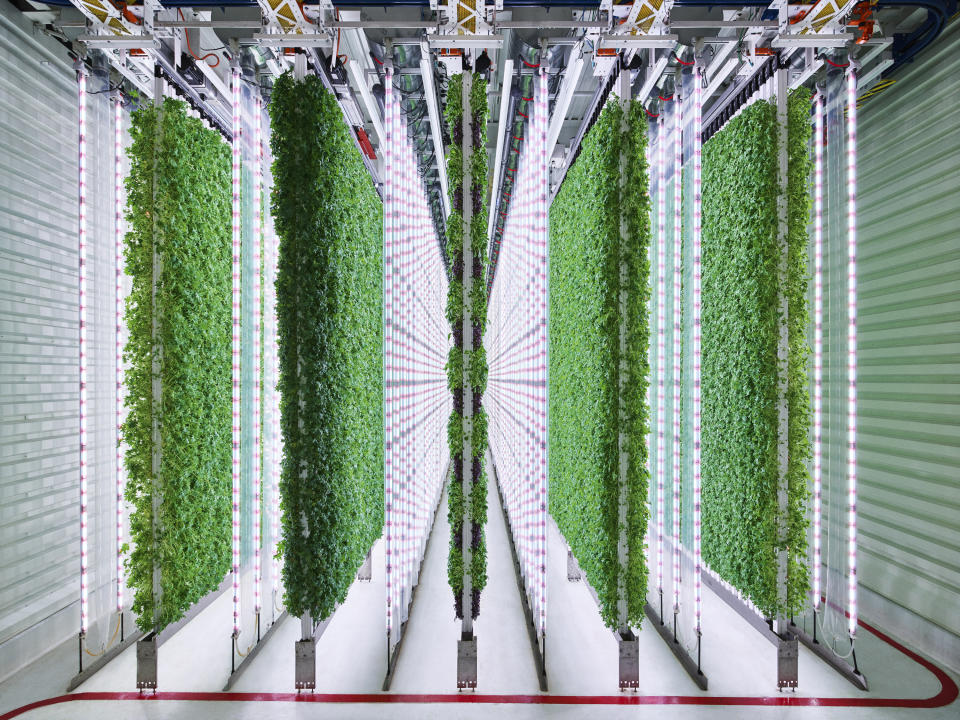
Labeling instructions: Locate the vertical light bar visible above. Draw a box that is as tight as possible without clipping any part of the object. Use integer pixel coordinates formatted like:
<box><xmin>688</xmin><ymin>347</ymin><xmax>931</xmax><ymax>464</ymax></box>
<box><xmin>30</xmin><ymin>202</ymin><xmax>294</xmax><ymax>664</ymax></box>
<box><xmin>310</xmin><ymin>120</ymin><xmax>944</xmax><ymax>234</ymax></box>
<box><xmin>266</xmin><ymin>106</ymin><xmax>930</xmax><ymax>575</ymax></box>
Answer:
<box><xmin>230</xmin><ymin>65</ymin><xmax>242</xmax><ymax>637</ymax></box>
<box><xmin>846</xmin><ymin>67</ymin><xmax>858</xmax><ymax>638</ymax></box>
<box><xmin>114</xmin><ymin>94</ymin><xmax>125</xmax><ymax>614</ymax></box>
<box><xmin>252</xmin><ymin>94</ymin><xmax>263</xmax><ymax>614</ymax></box>
<box><xmin>656</xmin><ymin>116</ymin><xmax>666</xmax><ymax>594</ymax></box>
<box><xmin>672</xmin><ymin>87</ymin><xmax>682</xmax><ymax>612</ymax></box>
<box><xmin>812</xmin><ymin>91</ymin><xmax>824</xmax><ymax>610</ymax></box>
<box><xmin>78</xmin><ymin>68</ymin><xmax>89</xmax><ymax>636</ymax></box>
<box><xmin>656</xmin><ymin>112</ymin><xmax>667</xmax><ymax>600</ymax></box>
<box><xmin>538</xmin><ymin>66</ymin><xmax>548</xmax><ymax>634</ymax></box>
<box><xmin>693</xmin><ymin>65</ymin><xmax>703</xmax><ymax>631</ymax></box>
<box><xmin>384</xmin><ymin>66</ymin><xmax>394</xmax><ymax>636</ymax></box>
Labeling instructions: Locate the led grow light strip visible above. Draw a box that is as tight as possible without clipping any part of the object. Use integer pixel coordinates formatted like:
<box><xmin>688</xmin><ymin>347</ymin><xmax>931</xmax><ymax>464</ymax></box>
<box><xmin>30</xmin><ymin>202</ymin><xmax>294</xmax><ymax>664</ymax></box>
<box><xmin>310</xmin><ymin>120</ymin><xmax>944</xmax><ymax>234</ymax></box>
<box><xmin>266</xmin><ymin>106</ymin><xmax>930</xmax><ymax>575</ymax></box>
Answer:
<box><xmin>115</xmin><ymin>94</ymin><xmax>124</xmax><ymax>614</ymax></box>
<box><xmin>231</xmin><ymin>65</ymin><xmax>241</xmax><ymax>637</ymax></box>
<box><xmin>656</xmin><ymin>115</ymin><xmax>666</xmax><ymax>595</ymax></box>
<box><xmin>382</xmin><ymin>66</ymin><xmax>454</xmax><ymax>641</ymax></box>
<box><xmin>486</xmin><ymin>67</ymin><xmax>550</xmax><ymax>636</ymax></box>
<box><xmin>384</xmin><ymin>66</ymin><xmax>394</xmax><ymax>635</ymax></box>
<box><xmin>846</xmin><ymin>67</ymin><xmax>858</xmax><ymax>638</ymax></box>
<box><xmin>672</xmin><ymin>87</ymin><xmax>682</xmax><ymax>612</ymax></box>
<box><xmin>253</xmin><ymin>94</ymin><xmax>263</xmax><ymax>615</ymax></box>
<box><xmin>538</xmin><ymin>66</ymin><xmax>548</xmax><ymax>634</ymax></box>
<box><xmin>812</xmin><ymin>91</ymin><xmax>824</xmax><ymax>610</ymax></box>
<box><xmin>693</xmin><ymin>65</ymin><xmax>703</xmax><ymax>631</ymax></box>
<box><xmin>78</xmin><ymin>68</ymin><xmax>89</xmax><ymax>636</ymax></box>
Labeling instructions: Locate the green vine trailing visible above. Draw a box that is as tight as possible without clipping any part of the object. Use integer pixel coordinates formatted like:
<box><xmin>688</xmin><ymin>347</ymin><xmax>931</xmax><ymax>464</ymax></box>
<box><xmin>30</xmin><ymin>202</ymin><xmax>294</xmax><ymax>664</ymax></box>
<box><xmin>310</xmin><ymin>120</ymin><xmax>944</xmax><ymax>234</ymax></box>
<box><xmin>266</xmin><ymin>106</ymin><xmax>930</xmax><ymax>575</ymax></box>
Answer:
<box><xmin>549</xmin><ymin>101</ymin><xmax>651</xmax><ymax>629</ymax></box>
<box><xmin>700</xmin><ymin>94</ymin><xmax>811</xmax><ymax>618</ymax></box>
<box><xmin>445</xmin><ymin>72</ymin><xmax>489</xmax><ymax>619</ymax></box>
<box><xmin>123</xmin><ymin>98</ymin><xmax>232</xmax><ymax>632</ymax></box>
<box><xmin>270</xmin><ymin>73</ymin><xmax>383</xmax><ymax>621</ymax></box>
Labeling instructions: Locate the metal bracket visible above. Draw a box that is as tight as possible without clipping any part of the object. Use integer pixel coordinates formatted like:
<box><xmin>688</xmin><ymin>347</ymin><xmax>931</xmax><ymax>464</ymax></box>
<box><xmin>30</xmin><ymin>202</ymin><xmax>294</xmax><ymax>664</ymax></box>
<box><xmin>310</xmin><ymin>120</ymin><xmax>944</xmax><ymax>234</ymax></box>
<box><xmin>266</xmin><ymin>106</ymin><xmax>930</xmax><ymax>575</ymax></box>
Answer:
<box><xmin>597</xmin><ymin>34</ymin><xmax>678</xmax><ymax>50</ymax></box>
<box><xmin>294</xmin><ymin>638</ymin><xmax>315</xmax><ymax>690</ymax></box>
<box><xmin>618</xmin><ymin>629</ymin><xmax>640</xmax><ymax>690</ymax></box>
<box><xmin>643</xmin><ymin>603</ymin><xmax>709</xmax><ymax>690</ymax></box>
<box><xmin>457</xmin><ymin>633</ymin><xmax>478</xmax><ymax>689</ymax></box>
<box><xmin>136</xmin><ymin>632</ymin><xmax>158</xmax><ymax>691</ymax></box>
<box><xmin>771</xmin><ymin>33</ymin><xmax>853</xmax><ymax>48</ymax></box>
<box><xmin>492</xmin><ymin>457</ymin><xmax>548</xmax><ymax>691</ymax></box>
<box><xmin>777</xmin><ymin>635</ymin><xmax>799</xmax><ymax>691</ymax></box>
<box><xmin>76</xmin><ymin>34</ymin><xmax>160</xmax><ymax>49</ymax></box>
<box><xmin>567</xmin><ymin>548</ymin><xmax>581</xmax><ymax>581</ymax></box>
<box><xmin>357</xmin><ymin>549</ymin><xmax>372</xmax><ymax>582</ymax></box>
<box><xmin>253</xmin><ymin>33</ymin><xmax>332</xmax><ymax>48</ymax></box>
<box><xmin>791</xmin><ymin>618</ymin><xmax>869</xmax><ymax>690</ymax></box>
<box><xmin>223</xmin><ymin>612</ymin><xmax>288</xmax><ymax>691</ymax></box>
<box><xmin>429</xmin><ymin>35</ymin><xmax>504</xmax><ymax>49</ymax></box>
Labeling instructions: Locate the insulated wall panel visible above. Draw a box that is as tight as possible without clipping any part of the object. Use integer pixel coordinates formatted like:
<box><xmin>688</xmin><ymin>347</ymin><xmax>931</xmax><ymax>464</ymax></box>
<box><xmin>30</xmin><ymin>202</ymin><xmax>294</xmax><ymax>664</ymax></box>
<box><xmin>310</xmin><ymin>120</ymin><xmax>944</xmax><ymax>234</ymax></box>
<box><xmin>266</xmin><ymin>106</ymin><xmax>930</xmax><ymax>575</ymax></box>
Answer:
<box><xmin>830</xmin><ymin>23</ymin><xmax>960</xmax><ymax>640</ymax></box>
<box><xmin>0</xmin><ymin>9</ymin><xmax>120</xmax><ymax>677</ymax></box>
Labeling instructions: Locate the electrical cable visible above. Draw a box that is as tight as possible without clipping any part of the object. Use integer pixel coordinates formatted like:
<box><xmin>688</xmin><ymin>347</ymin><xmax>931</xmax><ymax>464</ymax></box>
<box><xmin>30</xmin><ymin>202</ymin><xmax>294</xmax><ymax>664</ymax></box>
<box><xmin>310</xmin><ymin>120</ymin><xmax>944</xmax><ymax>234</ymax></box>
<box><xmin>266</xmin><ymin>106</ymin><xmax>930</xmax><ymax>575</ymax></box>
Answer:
<box><xmin>178</xmin><ymin>9</ymin><xmax>220</xmax><ymax>67</ymax></box>
<box><xmin>82</xmin><ymin>614</ymin><xmax>122</xmax><ymax>657</ymax></box>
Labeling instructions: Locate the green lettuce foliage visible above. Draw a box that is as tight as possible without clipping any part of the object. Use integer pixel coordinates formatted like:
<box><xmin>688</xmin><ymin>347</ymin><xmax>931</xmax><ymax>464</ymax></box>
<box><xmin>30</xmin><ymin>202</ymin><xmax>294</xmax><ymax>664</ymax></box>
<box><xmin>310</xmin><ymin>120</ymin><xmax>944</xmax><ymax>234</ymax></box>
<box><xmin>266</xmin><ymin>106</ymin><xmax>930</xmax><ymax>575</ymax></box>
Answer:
<box><xmin>270</xmin><ymin>73</ymin><xmax>384</xmax><ymax>621</ymax></box>
<box><xmin>549</xmin><ymin>102</ymin><xmax>651</xmax><ymax>629</ymax></box>
<box><xmin>700</xmin><ymin>95</ymin><xmax>810</xmax><ymax>618</ymax></box>
<box><xmin>445</xmin><ymin>72</ymin><xmax>490</xmax><ymax>619</ymax></box>
<box><xmin>123</xmin><ymin>99</ymin><xmax>232</xmax><ymax>632</ymax></box>
<box><xmin>622</xmin><ymin>101</ymin><xmax>653</xmax><ymax>622</ymax></box>
<box><xmin>785</xmin><ymin>89</ymin><xmax>813</xmax><ymax>613</ymax></box>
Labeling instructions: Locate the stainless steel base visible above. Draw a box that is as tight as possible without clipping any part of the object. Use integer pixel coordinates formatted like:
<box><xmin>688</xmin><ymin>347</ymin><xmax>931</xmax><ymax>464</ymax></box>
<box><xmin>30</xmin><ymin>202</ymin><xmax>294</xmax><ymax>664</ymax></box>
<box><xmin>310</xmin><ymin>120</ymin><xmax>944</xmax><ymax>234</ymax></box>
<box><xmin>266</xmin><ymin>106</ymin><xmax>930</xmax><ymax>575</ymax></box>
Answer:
<box><xmin>791</xmin><ymin>619</ymin><xmax>868</xmax><ymax>691</ymax></box>
<box><xmin>136</xmin><ymin>633</ymin><xmax>158</xmax><ymax>690</ymax></box>
<box><xmin>491</xmin><ymin>458</ymin><xmax>548</xmax><ymax>691</ymax></box>
<box><xmin>567</xmin><ymin>549</ymin><xmax>581</xmax><ymax>581</ymax></box>
<box><xmin>777</xmin><ymin>635</ymin><xmax>799</xmax><ymax>690</ymax></box>
<box><xmin>357</xmin><ymin>549</ymin><xmax>372</xmax><ymax>582</ymax></box>
<box><xmin>294</xmin><ymin>639</ymin><xmax>315</xmax><ymax>690</ymax></box>
<box><xmin>457</xmin><ymin>635</ymin><xmax>478</xmax><ymax>689</ymax></box>
<box><xmin>618</xmin><ymin>630</ymin><xmax>640</xmax><ymax>690</ymax></box>
<box><xmin>643</xmin><ymin>603</ymin><xmax>708</xmax><ymax>690</ymax></box>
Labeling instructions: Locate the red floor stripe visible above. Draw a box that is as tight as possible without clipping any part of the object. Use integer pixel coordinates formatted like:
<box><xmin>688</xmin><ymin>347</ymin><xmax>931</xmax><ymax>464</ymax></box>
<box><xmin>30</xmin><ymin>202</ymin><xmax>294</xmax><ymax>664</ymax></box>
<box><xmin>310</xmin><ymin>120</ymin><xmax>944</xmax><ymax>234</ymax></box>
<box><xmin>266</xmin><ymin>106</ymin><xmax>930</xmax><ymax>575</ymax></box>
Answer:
<box><xmin>1</xmin><ymin>618</ymin><xmax>955</xmax><ymax>719</ymax></box>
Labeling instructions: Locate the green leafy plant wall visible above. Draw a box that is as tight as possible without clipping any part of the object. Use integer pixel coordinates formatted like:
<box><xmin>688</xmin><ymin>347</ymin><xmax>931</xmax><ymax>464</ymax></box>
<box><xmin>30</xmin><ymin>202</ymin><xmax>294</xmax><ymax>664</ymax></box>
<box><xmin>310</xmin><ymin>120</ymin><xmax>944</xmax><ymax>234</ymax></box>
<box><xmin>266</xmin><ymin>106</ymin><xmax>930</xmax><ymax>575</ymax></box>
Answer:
<box><xmin>549</xmin><ymin>101</ymin><xmax>651</xmax><ymax>629</ymax></box>
<box><xmin>700</xmin><ymin>93</ymin><xmax>811</xmax><ymax>618</ymax></box>
<box><xmin>270</xmin><ymin>74</ymin><xmax>384</xmax><ymax>621</ymax></box>
<box><xmin>445</xmin><ymin>72</ymin><xmax>489</xmax><ymax>619</ymax></box>
<box><xmin>123</xmin><ymin>98</ymin><xmax>232</xmax><ymax>632</ymax></box>
<box><xmin>785</xmin><ymin>88</ymin><xmax>813</xmax><ymax>614</ymax></box>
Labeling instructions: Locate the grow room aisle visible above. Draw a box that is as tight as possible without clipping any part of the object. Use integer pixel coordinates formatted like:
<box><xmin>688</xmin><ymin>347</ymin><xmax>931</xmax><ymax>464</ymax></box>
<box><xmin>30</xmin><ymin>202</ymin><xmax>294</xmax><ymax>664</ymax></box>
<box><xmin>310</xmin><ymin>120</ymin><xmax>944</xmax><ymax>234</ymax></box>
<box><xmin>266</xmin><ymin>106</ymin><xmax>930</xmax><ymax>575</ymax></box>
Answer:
<box><xmin>47</xmin><ymin>465</ymin><xmax>952</xmax><ymax>713</ymax></box>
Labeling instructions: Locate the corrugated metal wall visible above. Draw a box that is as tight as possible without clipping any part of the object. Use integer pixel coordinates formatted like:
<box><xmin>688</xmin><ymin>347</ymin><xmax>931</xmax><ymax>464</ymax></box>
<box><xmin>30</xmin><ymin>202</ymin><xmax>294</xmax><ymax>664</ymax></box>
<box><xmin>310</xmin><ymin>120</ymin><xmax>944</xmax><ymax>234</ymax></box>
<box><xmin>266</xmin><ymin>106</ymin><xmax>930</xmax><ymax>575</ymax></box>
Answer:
<box><xmin>849</xmin><ymin>22</ymin><xmax>960</xmax><ymax>640</ymax></box>
<box><xmin>0</xmin><ymin>7</ymin><xmax>122</xmax><ymax>678</ymax></box>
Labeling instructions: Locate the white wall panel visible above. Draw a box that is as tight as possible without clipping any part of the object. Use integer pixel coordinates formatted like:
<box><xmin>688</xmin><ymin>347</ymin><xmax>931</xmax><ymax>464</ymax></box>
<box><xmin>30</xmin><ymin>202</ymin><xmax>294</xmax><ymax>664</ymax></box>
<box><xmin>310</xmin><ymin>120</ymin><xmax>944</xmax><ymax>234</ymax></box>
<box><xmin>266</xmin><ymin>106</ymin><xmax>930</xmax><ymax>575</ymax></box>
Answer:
<box><xmin>0</xmin><ymin>5</ymin><xmax>122</xmax><ymax>679</ymax></box>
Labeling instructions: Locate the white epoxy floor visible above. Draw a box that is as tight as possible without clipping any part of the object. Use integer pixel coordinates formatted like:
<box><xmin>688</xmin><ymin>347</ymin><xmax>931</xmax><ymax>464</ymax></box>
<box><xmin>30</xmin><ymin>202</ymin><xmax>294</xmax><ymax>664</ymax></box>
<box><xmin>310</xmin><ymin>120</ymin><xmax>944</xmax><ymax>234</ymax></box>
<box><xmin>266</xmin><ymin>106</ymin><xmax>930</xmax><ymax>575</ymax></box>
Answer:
<box><xmin>2</xmin><ymin>468</ymin><xmax>957</xmax><ymax>720</ymax></box>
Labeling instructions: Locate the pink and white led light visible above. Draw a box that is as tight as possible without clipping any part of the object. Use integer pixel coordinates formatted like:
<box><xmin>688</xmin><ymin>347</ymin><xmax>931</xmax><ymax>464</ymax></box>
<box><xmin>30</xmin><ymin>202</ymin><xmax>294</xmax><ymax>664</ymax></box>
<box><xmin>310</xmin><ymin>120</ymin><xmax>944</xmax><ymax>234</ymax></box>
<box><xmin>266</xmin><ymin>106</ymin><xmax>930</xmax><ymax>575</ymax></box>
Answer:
<box><xmin>78</xmin><ymin>68</ymin><xmax>89</xmax><ymax>635</ymax></box>
<box><xmin>115</xmin><ymin>94</ymin><xmax>125</xmax><ymax>614</ymax></box>
<box><xmin>812</xmin><ymin>92</ymin><xmax>824</xmax><ymax>609</ymax></box>
<box><xmin>656</xmin><ymin>115</ymin><xmax>666</xmax><ymax>596</ymax></box>
<box><xmin>252</xmin><ymin>94</ymin><xmax>263</xmax><ymax>615</ymax></box>
<box><xmin>487</xmin><ymin>68</ymin><xmax>549</xmax><ymax>636</ymax></box>
<box><xmin>384</xmin><ymin>67</ymin><xmax>450</xmax><ymax>640</ymax></box>
<box><xmin>231</xmin><ymin>65</ymin><xmax>241</xmax><ymax>636</ymax></box>
<box><xmin>693</xmin><ymin>65</ymin><xmax>703</xmax><ymax>631</ymax></box>
<box><xmin>672</xmin><ymin>88</ymin><xmax>683</xmax><ymax>612</ymax></box>
<box><xmin>846</xmin><ymin>68</ymin><xmax>858</xmax><ymax>638</ymax></box>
